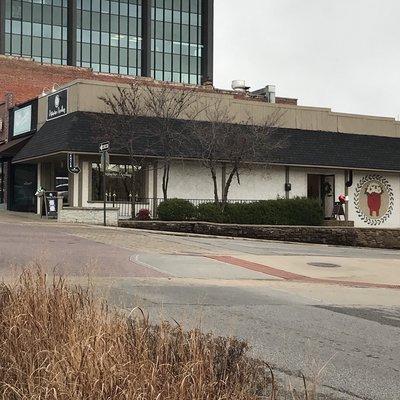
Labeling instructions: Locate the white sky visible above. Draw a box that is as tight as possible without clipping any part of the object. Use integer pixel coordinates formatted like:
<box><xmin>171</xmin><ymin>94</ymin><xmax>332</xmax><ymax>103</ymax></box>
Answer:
<box><xmin>213</xmin><ymin>0</ymin><xmax>400</xmax><ymax>120</ymax></box>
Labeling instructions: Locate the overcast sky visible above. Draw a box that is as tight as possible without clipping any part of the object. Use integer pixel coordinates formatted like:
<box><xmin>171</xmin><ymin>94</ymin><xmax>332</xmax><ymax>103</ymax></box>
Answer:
<box><xmin>214</xmin><ymin>0</ymin><xmax>400</xmax><ymax>120</ymax></box>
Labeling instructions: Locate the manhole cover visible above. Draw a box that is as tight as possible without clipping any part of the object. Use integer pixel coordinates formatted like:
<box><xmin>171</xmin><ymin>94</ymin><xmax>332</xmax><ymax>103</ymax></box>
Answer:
<box><xmin>308</xmin><ymin>262</ymin><xmax>341</xmax><ymax>268</ymax></box>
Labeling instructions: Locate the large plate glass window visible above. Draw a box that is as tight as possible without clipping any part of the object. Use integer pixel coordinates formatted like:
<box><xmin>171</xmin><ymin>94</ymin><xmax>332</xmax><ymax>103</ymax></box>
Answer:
<box><xmin>91</xmin><ymin>163</ymin><xmax>147</xmax><ymax>201</ymax></box>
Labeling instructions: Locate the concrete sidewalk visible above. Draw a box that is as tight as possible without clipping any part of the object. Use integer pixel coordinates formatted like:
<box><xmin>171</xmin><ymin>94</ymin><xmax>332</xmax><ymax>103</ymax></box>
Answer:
<box><xmin>209</xmin><ymin>254</ymin><xmax>400</xmax><ymax>288</ymax></box>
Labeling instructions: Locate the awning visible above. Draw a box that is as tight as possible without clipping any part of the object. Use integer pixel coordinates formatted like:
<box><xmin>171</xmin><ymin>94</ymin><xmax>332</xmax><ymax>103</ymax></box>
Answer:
<box><xmin>12</xmin><ymin>111</ymin><xmax>400</xmax><ymax>172</ymax></box>
<box><xmin>0</xmin><ymin>136</ymin><xmax>32</xmax><ymax>159</ymax></box>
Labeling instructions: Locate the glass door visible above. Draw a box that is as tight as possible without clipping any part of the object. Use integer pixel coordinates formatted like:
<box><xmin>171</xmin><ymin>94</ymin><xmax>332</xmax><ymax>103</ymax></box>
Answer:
<box><xmin>11</xmin><ymin>164</ymin><xmax>37</xmax><ymax>212</ymax></box>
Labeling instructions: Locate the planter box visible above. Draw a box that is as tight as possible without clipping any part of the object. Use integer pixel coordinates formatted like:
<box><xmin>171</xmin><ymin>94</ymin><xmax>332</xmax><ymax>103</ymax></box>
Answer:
<box><xmin>58</xmin><ymin>207</ymin><xmax>119</xmax><ymax>226</ymax></box>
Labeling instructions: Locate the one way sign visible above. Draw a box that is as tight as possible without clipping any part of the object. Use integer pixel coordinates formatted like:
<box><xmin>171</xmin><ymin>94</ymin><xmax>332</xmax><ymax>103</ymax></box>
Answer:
<box><xmin>67</xmin><ymin>153</ymin><xmax>81</xmax><ymax>174</ymax></box>
<box><xmin>99</xmin><ymin>141</ymin><xmax>110</xmax><ymax>152</ymax></box>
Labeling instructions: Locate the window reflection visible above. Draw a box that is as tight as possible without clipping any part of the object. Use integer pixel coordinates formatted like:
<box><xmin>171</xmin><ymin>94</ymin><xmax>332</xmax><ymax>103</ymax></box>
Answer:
<box><xmin>91</xmin><ymin>163</ymin><xmax>147</xmax><ymax>202</ymax></box>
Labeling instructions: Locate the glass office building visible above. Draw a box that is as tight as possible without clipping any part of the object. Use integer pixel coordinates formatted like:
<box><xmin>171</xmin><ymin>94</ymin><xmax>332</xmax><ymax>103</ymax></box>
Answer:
<box><xmin>0</xmin><ymin>0</ymin><xmax>213</xmax><ymax>84</ymax></box>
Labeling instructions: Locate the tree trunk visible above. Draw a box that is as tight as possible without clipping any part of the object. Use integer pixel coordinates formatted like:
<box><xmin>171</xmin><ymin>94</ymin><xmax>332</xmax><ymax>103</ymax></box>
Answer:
<box><xmin>130</xmin><ymin>174</ymin><xmax>137</xmax><ymax>220</ymax></box>
<box><xmin>162</xmin><ymin>162</ymin><xmax>170</xmax><ymax>201</ymax></box>
<box><xmin>222</xmin><ymin>167</ymin><xmax>238</xmax><ymax>205</ymax></box>
<box><xmin>210</xmin><ymin>166</ymin><xmax>219</xmax><ymax>204</ymax></box>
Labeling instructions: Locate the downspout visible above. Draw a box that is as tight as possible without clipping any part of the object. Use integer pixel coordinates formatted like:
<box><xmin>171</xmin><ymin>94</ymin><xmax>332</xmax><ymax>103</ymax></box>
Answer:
<box><xmin>345</xmin><ymin>170</ymin><xmax>353</xmax><ymax>222</ymax></box>
<box><xmin>285</xmin><ymin>166</ymin><xmax>291</xmax><ymax>199</ymax></box>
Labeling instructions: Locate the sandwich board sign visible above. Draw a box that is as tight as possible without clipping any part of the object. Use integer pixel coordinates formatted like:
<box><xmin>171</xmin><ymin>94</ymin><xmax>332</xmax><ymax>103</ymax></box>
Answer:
<box><xmin>44</xmin><ymin>191</ymin><xmax>58</xmax><ymax>219</ymax></box>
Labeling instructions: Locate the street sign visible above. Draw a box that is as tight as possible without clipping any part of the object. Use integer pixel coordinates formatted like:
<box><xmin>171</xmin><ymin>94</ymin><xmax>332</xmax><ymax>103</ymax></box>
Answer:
<box><xmin>99</xmin><ymin>141</ymin><xmax>110</xmax><ymax>152</ymax></box>
<box><xmin>67</xmin><ymin>153</ymin><xmax>81</xmax><ymax>174</ymax></box>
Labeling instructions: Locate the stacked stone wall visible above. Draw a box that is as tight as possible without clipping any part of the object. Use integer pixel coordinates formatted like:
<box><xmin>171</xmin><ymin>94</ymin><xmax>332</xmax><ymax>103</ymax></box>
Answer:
<box><xmin>119</xmin><ymin>221</ymin><xmax>400</xmax><ymax>249</ymax></box>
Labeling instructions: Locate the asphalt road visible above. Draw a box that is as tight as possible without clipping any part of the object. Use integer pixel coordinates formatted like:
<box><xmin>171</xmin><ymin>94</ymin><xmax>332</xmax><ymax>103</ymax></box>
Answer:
<box><xmin>0</xmin><ymin>213</ymin><xmax>399</xmax><ymax>400</ymax></box>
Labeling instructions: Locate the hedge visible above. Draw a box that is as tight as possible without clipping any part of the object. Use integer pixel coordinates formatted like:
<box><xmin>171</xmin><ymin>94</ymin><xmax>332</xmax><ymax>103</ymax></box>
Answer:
<box><xmin>158</xmin><ymin>198</ymin><xmax>324</xmax><ymax>226</ymax></box>
<box><xmin>216</xmin><ymin>198</ymin><xmax>323</xmax><ymax>226</ymax></box>
<box><xmin>157</xmin><ymin>198</ymin><xmax>197</xmax><ymax>221</ymax></box>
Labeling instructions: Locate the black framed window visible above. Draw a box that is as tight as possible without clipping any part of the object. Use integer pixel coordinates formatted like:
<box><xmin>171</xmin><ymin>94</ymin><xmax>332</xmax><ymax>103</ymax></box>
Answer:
<box><xmin>5</xmin><ymin>0</ymin><xmax>68</xmax><ymax>65</ymax></box>
<box><xmin>9</xmin><ymin>99</ymin><xmax>38</xmax><ymax>139</ymax></box>
<box><xmin>76</xmin><ymin>0</ymin><xmax>142</xmax><ymax>75</ymax></box>
<box><xmin>54</xmin><ymin>162</ymin><xmax>69</xmax><ymax>205</ymax></box>
<box><xmin>91</xmin><ymin>163</ymin><xmax>146</xmax><ymax>201</ymax></box>
<box><xmin>151</xmin><ymin>0</ymin><xmax>202</xmax><ymax>84</ymax></box>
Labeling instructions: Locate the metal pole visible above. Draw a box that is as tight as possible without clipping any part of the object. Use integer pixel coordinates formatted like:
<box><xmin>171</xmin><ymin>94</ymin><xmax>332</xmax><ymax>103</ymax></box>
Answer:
<box><xmin>103</xmin><ymin>153</ymin><xmax>106</xmax><ymax>226</ymax></box>
<box><xmin>141</xmin><ymin>0</ymin><xmax>152</xmax><ymax>77</ymax></box>
<box><xmin>67</xmin><ymin>0</ymin><xmax>77</xmax><ymax>65</ymax></box>
<box><xmin>201</xmin><ymin>0</ymin><xmax>214</xmax><ymax>84</ymax></box>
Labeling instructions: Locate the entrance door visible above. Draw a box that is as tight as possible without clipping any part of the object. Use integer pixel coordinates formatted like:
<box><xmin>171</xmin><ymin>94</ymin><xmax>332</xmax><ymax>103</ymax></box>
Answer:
<box><xmin>11</xmin><ymin>164</ymin><xmax>37</xmax><ymax>212</ymax></box>
<box><xmin>321</xmin><ymin>175</ymin><xmax>335</xmax><ymax>219</ymax></box>
<box><xmin>307</xmin><ymin>174</ymin><xmax>335</xmax><ymax>219</ymax></box>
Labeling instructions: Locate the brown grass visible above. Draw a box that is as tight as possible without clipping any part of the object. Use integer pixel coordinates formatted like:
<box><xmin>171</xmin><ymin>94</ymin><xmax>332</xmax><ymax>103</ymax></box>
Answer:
<box><xmin>0</xmin><ymin>268</ymin><xmax>275</xmax><ymax>399</ymax></box>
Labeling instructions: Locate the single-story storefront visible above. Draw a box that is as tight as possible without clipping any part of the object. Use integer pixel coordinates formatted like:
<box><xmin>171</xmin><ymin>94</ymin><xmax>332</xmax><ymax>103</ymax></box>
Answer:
<box><xmin>1</xmin><ymin>82</ymin><xmax>400</xmax><ymax>228</ymax></box>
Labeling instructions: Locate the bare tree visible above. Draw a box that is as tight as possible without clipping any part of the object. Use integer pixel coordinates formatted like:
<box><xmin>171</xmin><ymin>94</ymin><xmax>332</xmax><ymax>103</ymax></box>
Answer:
<box><xmin>99</xmin><ymin>81</ymin><xmax>201</xmax><ymax>203</ymax></box>
<box><xmin>189</xmin><ymin>100</ymin><xmax>284</xmax><ymax>205</ymax></box>
<box><xmin>141</xmin><ymin>85</ymin><xmax>200</xmax><ymax>200</ymax></box>
<box><xmin>97</xmin><ymin>83</ymin><xmax>150</xmax><ymax>218</ymax></box>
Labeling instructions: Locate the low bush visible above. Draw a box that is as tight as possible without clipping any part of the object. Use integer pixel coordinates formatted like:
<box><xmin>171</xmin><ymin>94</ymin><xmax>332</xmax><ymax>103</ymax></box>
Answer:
<box><xmin>197</xmin><ymin>202</ymin><xmax>225</xmax><ymax>223</ymax></box>
<box><xmin>157</xmin><ymin>198</ymin><xmax>196</xmax><ymax>221</ymax></box>
<box><xmin>196</xmin><ymin>198</ymin><xmax>324</xmax><ymax>226</ymax></box>
<box><xmin>136</xmin><ymin>208</ymin><xmax>151</xmax><ymax>220</ymax></box>
<box><xmin>0</xmin><ymin>268</ymin><xmax>274</xmax><ymax>399</ymax></box>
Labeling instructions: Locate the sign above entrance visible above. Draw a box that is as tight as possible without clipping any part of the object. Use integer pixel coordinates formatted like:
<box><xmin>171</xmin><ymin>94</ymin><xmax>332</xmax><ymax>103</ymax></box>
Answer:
<box><xmin>47</xmin><ymin>89</ymin><xmax>68</xmax><ymax>120</ymax></box>
<box><xmin>67</xmin><ymin>153</ymin><xmax>80</xmax><ymax>174</ymax></box>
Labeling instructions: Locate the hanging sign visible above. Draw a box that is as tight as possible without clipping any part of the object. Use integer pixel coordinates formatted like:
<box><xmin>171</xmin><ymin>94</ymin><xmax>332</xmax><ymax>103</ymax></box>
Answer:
<box><xmin>67</xmin><ymin>153</ymin><xmax>80</xmax><ymax>174</ymax></box>
<box><xmin>47</xmin><ymin>89</ymin><xmax>68</xmax><ymax>120</ymax></box>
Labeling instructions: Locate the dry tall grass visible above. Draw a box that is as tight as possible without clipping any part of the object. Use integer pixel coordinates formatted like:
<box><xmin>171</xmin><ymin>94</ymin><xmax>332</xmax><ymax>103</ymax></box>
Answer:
<box><xmin>0</xmin><ymin>268</ymin><xmax>274</xmax><ymax>399</ymax></box>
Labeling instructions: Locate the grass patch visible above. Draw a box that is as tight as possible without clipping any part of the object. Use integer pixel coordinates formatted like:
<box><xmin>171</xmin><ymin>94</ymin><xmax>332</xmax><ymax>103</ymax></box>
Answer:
<box><xmin>0</xmin><ymin>268</ymin><xmax>276</xmax><ymax>399</ymax></box>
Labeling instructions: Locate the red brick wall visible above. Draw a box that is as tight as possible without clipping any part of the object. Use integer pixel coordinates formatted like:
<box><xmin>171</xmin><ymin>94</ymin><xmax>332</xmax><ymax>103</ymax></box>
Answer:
<box><xmin>0</xmin><ymin>55</ymin><xmax>298</xmax><ymax>108</ymax></box>
<box><xmin>0</xmin><ymin>55</ymin><xmax>146</xmax><ymax>106</ymax></box>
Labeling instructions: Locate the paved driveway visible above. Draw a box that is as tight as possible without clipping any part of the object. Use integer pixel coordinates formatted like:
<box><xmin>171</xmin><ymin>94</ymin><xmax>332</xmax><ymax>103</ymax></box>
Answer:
<box><xmin>0</xmin><ymin>211</ymin><xmax>399</xmax><ymax>400</ymax></box>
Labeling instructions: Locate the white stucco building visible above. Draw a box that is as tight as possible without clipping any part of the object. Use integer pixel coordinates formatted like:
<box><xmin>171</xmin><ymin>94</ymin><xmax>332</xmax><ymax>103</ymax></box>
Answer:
<box><xmin>2</xmin><ymin>79</ymin><xmax>400</xmax><ymax>228</ymax></box>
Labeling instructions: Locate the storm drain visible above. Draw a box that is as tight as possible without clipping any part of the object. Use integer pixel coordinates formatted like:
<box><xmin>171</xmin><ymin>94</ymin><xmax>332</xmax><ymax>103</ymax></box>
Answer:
<box><xmin>308</xmin><ymin>262</ymin><xmax>341</xmax><ymax>268</ymax></box>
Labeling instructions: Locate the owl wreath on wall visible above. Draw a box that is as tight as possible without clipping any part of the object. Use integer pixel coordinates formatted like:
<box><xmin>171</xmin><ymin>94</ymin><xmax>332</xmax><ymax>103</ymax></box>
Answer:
<box><xmin>354</xmin><ymin>175</ymin><xmax>394</xmax><ymax>226</ymax></box>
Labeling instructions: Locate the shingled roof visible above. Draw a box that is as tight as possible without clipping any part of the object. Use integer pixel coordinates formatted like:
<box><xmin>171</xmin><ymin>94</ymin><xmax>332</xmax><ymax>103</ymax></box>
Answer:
<box><xmin>11</xmin><ymin>111</ymin><xmax>400</xmax><ymax>172</ymax></box>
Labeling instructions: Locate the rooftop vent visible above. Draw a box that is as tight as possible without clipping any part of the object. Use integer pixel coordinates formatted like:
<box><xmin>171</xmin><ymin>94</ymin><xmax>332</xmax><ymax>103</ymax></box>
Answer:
<box><xmin>251</xmin><ymin>85</ymin><xmax>276</xmax><ymax>103</ymax></box>
<box><xmin>231</xmin><ymin>80</ymin><xmax>250</xmax><ymax>92</ymax></box>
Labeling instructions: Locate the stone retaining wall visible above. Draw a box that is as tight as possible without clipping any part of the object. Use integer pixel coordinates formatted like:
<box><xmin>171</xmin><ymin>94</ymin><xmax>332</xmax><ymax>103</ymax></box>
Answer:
<box><xmin>59</xmin><ymin>207</ymin><xmax>119</xmax><ymax>226</ymax></box>
<box><xmin>119</xmin><ymin>220</ymin><xmax>400</xmax><ymax>249</ymax></box>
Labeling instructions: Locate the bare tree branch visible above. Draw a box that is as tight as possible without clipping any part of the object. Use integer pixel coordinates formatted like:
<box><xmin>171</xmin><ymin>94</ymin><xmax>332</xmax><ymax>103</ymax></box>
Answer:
<box><xmin>188</xmin><ymin>101</ymin><xmax>286</xmax><ymax>204</ymax></box>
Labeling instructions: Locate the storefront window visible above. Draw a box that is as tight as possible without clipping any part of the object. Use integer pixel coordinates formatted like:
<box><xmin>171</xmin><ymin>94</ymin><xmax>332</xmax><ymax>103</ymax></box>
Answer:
<box><xmin>91</xmin><ymin>163</ymin><xmax>147</xmax><ymax>201</ymax></box>
<box><xmin>54</xmin><ymin>164</ymin><xmax>69</xmax><ymax>205</ymax></box>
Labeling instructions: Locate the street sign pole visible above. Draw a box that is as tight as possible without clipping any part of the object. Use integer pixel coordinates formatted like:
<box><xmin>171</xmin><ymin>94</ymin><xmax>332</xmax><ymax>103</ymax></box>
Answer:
<box><xmin>103</xmin><ymin>152</ymin><xmax>106</xmax><ymax>226</ymax></box>
<box><xmin>99</xmin><ymin>142</ymin><xmax>110</xmax><ymax>227</ymax></box>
